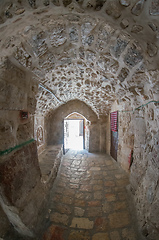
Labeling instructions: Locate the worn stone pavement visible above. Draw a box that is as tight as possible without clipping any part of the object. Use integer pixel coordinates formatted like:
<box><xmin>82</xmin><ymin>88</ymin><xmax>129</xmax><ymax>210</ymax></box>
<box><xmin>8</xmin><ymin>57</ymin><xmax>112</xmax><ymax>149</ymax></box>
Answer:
<box><xmin>41</xmin><ymin>150</ymin><xmax>142</xmax><ymax>240</ymax></box>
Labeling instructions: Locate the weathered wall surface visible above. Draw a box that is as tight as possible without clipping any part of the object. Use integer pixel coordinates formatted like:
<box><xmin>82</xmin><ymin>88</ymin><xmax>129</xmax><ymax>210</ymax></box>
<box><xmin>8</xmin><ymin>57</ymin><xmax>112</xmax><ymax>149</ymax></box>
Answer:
<box><xmin>0</xmin><ymin>58</ymin><xmax>38</xmax><ymax>152</ymax></box>
<box><xmin>0</xmin><ymin>141</ymin><xmax>47</xmax><ymax>237</ymax></box>
<box><xmin>0</xmin><ymin>205</ymin><xmax>10</xmax><ymax>238</ymax></box>
<box><xmin>130</xmin><ymin>106</ymin><xmax>159</xmax><ymax>240</ymax></box>
<box><xmin>111</xmin><ymin>92</ymin><xmax>159</xmax><ymax>239</ymax></box>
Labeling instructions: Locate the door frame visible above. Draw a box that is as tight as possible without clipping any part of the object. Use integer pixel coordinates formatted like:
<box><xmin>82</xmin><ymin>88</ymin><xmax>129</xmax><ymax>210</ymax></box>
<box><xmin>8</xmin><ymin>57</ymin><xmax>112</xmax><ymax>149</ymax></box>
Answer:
<box><xmin>63</xmin><ymin>118</ymin><xmax>85</xmax><ymax>153</ymax></box>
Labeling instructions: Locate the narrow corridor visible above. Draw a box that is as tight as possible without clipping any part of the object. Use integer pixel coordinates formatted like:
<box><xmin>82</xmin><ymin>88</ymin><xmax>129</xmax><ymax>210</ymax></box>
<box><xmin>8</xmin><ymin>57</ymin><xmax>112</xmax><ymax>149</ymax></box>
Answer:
<box><xmin>42</xmin><ymin>150</ymin><xmax>142</xmax><ymax>240</ymax></box>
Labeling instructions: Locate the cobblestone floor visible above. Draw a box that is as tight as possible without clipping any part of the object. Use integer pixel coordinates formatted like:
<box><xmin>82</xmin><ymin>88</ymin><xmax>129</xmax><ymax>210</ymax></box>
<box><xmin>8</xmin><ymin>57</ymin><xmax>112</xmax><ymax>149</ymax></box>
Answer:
<box><xmin>41</xmin><ymin>150</ymin><xmax>142</xmax><ymax>240</ymax></box>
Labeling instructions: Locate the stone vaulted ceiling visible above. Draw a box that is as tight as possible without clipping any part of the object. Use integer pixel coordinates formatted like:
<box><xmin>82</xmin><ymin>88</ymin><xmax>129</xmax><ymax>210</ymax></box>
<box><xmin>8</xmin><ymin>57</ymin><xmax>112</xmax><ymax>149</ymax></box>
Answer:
<box><xmin>0</xmin><ymin>0</ymin><xmax>159</xmax><ymax>117</ymax></box>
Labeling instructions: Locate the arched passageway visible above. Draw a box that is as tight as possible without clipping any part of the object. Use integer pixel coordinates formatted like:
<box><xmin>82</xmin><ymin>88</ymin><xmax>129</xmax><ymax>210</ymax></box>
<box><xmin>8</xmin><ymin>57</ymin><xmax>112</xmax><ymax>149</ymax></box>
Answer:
<box><xmin>0</xmin><ymin>1</ymin><xmax>159</xmax><ymax>239</ymax></box>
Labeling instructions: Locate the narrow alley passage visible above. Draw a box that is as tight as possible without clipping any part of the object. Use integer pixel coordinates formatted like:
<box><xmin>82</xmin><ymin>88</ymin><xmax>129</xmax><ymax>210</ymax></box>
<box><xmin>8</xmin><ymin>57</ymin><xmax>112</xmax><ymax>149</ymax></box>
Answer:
<box><xmin>42</xmin><ymin>150</ymin><xmax>142</xmax><ymax>240</ymax></box>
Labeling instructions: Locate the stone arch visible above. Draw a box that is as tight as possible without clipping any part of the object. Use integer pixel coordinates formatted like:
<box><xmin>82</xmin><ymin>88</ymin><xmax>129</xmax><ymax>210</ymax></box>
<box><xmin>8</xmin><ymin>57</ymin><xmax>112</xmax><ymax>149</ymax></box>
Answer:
<box><xmin>45</xmin><ymin>99</ymin><xmax>102</xmax><ymax>152</ymax></box>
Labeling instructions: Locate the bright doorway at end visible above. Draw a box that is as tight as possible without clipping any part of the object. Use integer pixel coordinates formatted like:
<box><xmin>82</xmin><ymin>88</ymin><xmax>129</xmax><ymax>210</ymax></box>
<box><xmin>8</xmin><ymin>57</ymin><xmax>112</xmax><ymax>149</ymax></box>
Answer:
<box><xmin>64</xmin><ymin>119</ymin><xmax>84</xmax><ymax>151</ymax></box>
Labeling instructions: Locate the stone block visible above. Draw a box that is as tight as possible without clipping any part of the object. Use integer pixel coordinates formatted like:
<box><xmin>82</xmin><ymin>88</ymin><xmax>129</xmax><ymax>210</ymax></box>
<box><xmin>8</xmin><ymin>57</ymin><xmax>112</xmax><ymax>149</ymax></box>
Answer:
<box><xmin>63</xmin><ymin>0</ymin><xmax>72</xmax><ymax>7</ymax></box>
<box><xmin>69</xmin><ymin>26</ymin><xmax>78</xmax><ymax>42</ymax></box>
<box><xmin>105</xmin><ymin>0</ymin><xmax>121</xmax><ymax>19</ymax></box>
<box><xmin>74</xmin><ymin>207</ymin><xmax>85</xmax><ymax>217</ymax></box>
<box><xmin>28</xmin><ymin>0</ymin><xmax>36</xmax><ymax>8</ymax></box>
<box><xmin>110</xmin><ymin>230</ymin><xmax>121</xmax><ymax>240</ymax></box>
<box><xmin>109</xmin><ymin>211</ymin><xmax>130</xmax><ymax>228</ymax></box>
<box><xmin>131</xmin><ymin>0</ymin><xmax>145</xmax><ymax>16</ymax></box>
<box><xmin>94</xmin><ymin>217</ymin><xmax>109</xmax><ymax>231</ymax></box>
<box><xmin>52</xmin><ymin>0</ymin><xmax>60</xmax><ymax>6</ymax></box>
<box><xmin>50</xmin><ymin>212</ymin><xmax>69</xmax><ymax>225</ymax></box>
<box><xmin>147</xmin><ymin>42</ymin><xmax>158</xmax><ymax>57</ymax></box>
<box><xmin>150</xmin><ymin>0</ymin><xmax>159</xmax><ymax>15</ymax></box>
<box><xmin>124</xmin><ymin>45</ymin><xmax>143</xmax><ymax>68</ymax></box>
<box><xmin>119</xmin><ymin>0</ymin><xmax>130</xmax><ymax>7</ymax></box>
<box><xmin>43</xmin><ymin>225</ymin><xmax>66</xmax><ymax>240</ymax></box>
<box><xmin>118</xmin><ymin>68</ymin><xmax>129</xmax><ymax>82</ymax></box>
<box><xmin>111</xmin><ymin>38</ymin><xmax>128</xmax><ymax>58</ymax></box>
<box><xmin>120</xmin><ymin>19</ymin><xmax>129</xmax><ymax>29</ymax></box>
<box><xmin>68</xmin><ymin>230</ymin><xmax>90</xmax><ymax>240</ymax></box>
<box><xmin>92</xmin><ymin>233</ymin><xmax>110</xmax><ymax>240</ymax></box>
<box><xmin>70</xmin><ymin>217</ymin><xmax>93</xmax><ymax>229</ymax></box>
<box><xmin>131</xmin><ymin>25</ymin><xmax>143</xmax><ymax>33</ymax></box>
<box><xmin>122</xmin><ymin>228</ymin><xmax>136</xmax><ymax>240</ymax></box>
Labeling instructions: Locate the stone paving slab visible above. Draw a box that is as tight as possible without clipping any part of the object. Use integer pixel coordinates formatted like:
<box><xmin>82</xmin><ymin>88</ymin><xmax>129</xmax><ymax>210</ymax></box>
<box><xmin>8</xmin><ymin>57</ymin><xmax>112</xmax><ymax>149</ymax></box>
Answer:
<box><xmin>41</xmin><ymin>150</ymin><xmax>144</xmax><ymax>240</ymax></box>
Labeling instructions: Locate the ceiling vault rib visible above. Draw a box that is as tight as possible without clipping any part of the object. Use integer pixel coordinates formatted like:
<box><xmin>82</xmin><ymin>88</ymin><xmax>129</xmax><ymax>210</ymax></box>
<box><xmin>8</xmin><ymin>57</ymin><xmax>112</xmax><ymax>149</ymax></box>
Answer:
<box><xmin>39</xmin><ymin>84</ymin><xmax>63</xmax><ymax>104</ymax></box>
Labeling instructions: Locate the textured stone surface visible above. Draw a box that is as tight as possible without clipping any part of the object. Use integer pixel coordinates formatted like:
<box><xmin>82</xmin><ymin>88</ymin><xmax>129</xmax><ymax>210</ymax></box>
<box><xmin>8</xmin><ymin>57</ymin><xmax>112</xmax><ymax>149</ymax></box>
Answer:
<box><xmin>109</xmin><ymin>211</ymin><xmax>130</xmax><ymax>228</ymax></box>
<box><xmin>28</xmin><ymin>0</ymin><xmax>36</xmax><ymax>8</ymax></box>
<box><xmin>70</xmin><ymin>217</ymin><xmax>93</xmax><ymax>229</ymax></box>
<box><xmin>118</xmin><ymin>68</ymin><xmax>129</xmax><ymax>82</ymax></box>
<box><xmin>105</xmin><ymin>0</ymin><xmax>121</xmax><ymax>19</ymax></box>
<box><xmin>92</xmin><ymin>233</ymin><xmax>109</xmax><ymax>240</ymax></box>
<box><xmin>147</xmin><ymin>42</ymin><xmax>158</xmax><ymax>57</ymax></box>
<box><xmin>119</xmin><ymin>0</ymin><xmax>130</xmax><ymax>7</ymax></box>
<box><xmin>131</xmin><ymin>0</ymin><xmax>145</xmax><ymax>16</ymax></box>
<box><xmin>41</xmin><ymin>150</ymin><xmax>140</xmax><ymax>239</ymax></box>
<box><xmin>43</xmin><ymin>225</ymin><xmax>66</xmax><ymax>240</ymax></box>
<box><xmin>150</xmin><ymin>0</ymin><xmax>159</xmax><ymax>15</ymax></box>
<box><xmin>50</xmin><ymin>212</ymin><xmax>69</xmax><ymax>225</ymax></box>
<box><xmin>68</xmin><ymin>230</ymin><xmax>90</xmax><ymax>240</ymax></box>
<box><xmin>124</xmin><ymin>45</ymin><xmax>143</xmax><ymax>67</ymax></box>
<box><xmin>120</xmin><ymin>19</ymin><xmax>129</xmax><ymax>29</ymax></box>
<box><xmin>131</xmin><ymin>25</ymin><xmax>143</xmax><ymax>33</ymax></box>
<box><xmin>0</xmin><ymin>141</ymin><xmax>46</xmax><ymax>236</ymax></box>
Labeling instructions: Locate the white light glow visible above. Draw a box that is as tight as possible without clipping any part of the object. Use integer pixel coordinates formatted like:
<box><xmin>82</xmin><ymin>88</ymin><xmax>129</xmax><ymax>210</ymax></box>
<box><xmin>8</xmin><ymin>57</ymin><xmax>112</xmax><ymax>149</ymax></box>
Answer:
<box><xmin>64</xmin><ymin>119</ymin><xmax>83</xmax><ymax>150</ymax></box>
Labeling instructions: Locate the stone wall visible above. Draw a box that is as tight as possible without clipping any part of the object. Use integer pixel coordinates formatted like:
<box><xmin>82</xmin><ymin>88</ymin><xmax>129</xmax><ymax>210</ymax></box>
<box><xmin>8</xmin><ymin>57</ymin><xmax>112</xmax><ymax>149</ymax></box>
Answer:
<box><xmin>0</xmin><ymin>141</ymin><xmax>46</xmax><ymax>237</ymax></box>
<box><xmin>111</xmin><ymin>98</ymin><xmax>159</xmax><ymax>239</ymax></box>
<box><xmin>0</xmin><ymin>58</ymin><xmax>38</xmax><ymax>152</ymax></box>
<box><xmin>130</xmin><ymin>105</ymin><xmax>159</xmax><ymax>240</ymax></box>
